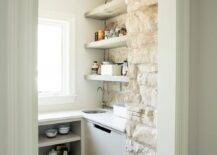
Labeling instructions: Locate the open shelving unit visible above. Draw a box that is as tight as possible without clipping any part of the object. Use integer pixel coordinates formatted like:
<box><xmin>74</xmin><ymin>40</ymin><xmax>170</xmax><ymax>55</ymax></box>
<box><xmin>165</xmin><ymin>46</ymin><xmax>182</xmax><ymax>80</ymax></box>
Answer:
<box><xmin>85</xmin><ymin>35</ymin><xmax>127</xmax><ymax>49</ymax></box>
<box><xmin>84</xmin><ymin>0</ymin><xmax>128</xmax><ymax>83</ymax></box>
<box><xmin>85</xmin><ymin>0</ymin><xmax>127</xmax><ymax>20</ymax></box>
<box><xmin>38</xmin><ymin>120</ymin><xmax>82</xmax><ymax>155</ymax></box>
<box><xmin>39</xmin><ymin>132</ymin><xmax>81</xmax><ymax>148</ymax></box>
<box><xmin>85</xmin><ymin>74</ymin><xmax>129</xmax><ymax>83</ymax></box>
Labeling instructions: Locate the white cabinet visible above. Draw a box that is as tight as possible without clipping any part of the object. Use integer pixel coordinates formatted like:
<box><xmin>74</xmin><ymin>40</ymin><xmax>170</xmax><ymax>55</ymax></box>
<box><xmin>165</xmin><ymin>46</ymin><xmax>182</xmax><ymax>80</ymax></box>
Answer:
<box><xmin>85</xmin><ymin>120</ymin><xmax>126</xmax><ymax>155</ymax></box>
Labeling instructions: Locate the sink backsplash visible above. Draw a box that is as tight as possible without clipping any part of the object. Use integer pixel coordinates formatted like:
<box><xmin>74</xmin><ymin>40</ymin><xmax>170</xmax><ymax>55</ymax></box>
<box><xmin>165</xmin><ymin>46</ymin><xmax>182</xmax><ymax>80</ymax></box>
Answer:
<box><xmin>102</xmin><ymin>15</ymin><xmax>129</xmax><ymax>107</ymax></box>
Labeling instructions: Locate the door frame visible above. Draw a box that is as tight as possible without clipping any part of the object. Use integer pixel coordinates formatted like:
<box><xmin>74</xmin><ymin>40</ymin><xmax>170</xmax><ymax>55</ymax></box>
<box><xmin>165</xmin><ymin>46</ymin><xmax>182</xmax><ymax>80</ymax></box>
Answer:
<box><xmin>1</xmin><ymin>0</ymin><xmax>38</xmax><ymax>154</ymax></box>
<box><xmin>158</xmin><ymin>0</ymin><xmax>190</xmax><ymax>155</ymax></box>
<box><xmin>176</xmin><ymin>0</ymin><xmax>190</xmax><ymax>154</ymax></box>
<box><xmin>1</xmin><ymin>0</ymin><xmax>190</xmax><ymax>154</ymax></box>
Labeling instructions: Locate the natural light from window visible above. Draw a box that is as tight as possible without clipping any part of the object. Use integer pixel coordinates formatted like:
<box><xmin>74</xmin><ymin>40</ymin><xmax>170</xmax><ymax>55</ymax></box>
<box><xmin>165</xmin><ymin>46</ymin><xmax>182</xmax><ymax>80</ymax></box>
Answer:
<box><xmin>38</xmin><ymin>18</ymin><xmax>70</xmax><ymax>98</ymax></box>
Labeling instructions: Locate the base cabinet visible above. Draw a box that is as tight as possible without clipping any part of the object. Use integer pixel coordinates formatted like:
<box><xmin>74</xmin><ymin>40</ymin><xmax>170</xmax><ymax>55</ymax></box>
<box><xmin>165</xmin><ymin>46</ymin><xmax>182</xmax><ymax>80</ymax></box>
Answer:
<box><xmin>84</xmin><ymin>120</ymin><xmax>126</xmax><ymax>155</ymax></box>
<box><xmin>38</xmin><ymin>120</ymin><xmax>82</xmax><ymax>155</ymax></box>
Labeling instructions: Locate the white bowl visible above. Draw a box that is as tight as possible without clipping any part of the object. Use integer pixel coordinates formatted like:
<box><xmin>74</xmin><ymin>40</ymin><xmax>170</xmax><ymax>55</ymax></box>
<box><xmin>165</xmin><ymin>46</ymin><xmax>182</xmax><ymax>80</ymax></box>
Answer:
<box><xmin>45</xmin><ymin>129</ymin><xmax>57</xmax><ymax>138</ymax></box>
<box><xmin>58</xmin><ymin>125</ymin><xmax>70</xmax><ymax>134</ymax></box>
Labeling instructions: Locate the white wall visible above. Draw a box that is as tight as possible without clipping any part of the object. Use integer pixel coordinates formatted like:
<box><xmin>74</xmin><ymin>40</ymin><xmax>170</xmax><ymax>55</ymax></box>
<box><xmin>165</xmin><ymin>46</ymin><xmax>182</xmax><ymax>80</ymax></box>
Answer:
<box><xmin>38</xmin><ymin>0</ymin><xmax>105</xmax><ymax>113</ymax></box>
<box><xmin>189</xmin><ymin>0</ymin><xmax>199</xmax><ymax>154</ymax></box>
<box><xmin>190</xmin><ymin>0</ymin><xmax>217</xmax><ymax>154</ymax></box>
<box><xmin>196</xmin><ymin>1</ymin><xmax>217</xmax><ymax>154</ymax></box>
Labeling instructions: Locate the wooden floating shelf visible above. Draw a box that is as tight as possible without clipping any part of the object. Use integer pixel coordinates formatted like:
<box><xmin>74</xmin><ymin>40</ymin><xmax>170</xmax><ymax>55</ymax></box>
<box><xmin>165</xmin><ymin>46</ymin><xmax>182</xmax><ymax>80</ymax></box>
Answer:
<box><xmin>85</xmin><ymin>75</ymin><xmax>129</xmax><ymax>83</ymax></box>
<box><xmin>85</xmin><ymin>0</ymin><xmax>127</xmax><ymax>20</ymax></box>
<box><xmin>85</xmin><ymin>36</ymin><xmax>127</xmax><ymax>49</ymax></box>
<box><xmin>39</xmin><ymin>132</ymin><xmax>81</xmax><ymax>148</ymax></box>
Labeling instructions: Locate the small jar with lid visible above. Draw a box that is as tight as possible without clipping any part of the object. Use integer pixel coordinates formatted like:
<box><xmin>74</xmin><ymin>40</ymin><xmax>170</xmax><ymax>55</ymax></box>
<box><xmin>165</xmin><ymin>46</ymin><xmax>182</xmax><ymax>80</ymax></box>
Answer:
<box><xmin>98</xmin><ymin>30</ymin><xmax>105</xmax><ymax>40</ymax></box>
<box><xmin>91</xmin><ymin>61</ymin><xmax>99</xmax><ymax>75</ymax></box>
<box><xmin>94</xmin><ymin>32</ymin><xmax>99</xmax><ymax>41</ymax></box>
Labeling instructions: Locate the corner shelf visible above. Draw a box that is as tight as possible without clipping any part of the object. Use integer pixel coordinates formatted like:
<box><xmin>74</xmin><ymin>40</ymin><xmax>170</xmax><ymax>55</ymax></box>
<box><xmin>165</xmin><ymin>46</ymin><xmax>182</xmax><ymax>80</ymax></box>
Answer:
<box><xmin>85</xmin><ymin>75</ymin><xmax>129</xmax><ymax>83</ymax></box>
<box><xmin>85</xmin><ymin>0</ymin><xmax>127</xmax><ymax>20</ymax></box>
<box><xmin>39</xmin><ymin>132</ymin><xmax>81</xmax><ymax>148</ymax></box>
<box><xmin>85</xmin><ymin>36</ymin><xmax>127</xmax><ymax>49</ymax></box>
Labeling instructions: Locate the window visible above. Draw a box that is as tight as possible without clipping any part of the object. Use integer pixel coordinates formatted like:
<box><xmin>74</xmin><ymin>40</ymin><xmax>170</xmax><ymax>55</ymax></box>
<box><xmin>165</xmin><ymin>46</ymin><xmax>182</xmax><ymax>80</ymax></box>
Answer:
<box><xmin>38</xmin><ymin>17</ymin><xmax>75</xmax><ymax>104</ymax></box>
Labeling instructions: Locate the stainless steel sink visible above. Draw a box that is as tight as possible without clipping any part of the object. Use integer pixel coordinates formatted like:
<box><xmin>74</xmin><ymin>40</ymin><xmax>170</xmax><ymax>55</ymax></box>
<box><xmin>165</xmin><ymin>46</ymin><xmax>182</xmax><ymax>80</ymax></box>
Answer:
<box><xmin>82</xmin><ymin>110</ymin><xmax>106</xmax><ymax>114</ymax></box>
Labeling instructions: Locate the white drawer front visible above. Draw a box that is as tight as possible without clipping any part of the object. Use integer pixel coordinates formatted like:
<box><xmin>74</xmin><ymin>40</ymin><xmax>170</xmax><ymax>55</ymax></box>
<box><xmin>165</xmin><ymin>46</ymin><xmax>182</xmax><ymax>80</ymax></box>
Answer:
<box><xmin>85</xmin><ymin>121</ymin><xmax>126</xmax><ymax>155</ymax></box>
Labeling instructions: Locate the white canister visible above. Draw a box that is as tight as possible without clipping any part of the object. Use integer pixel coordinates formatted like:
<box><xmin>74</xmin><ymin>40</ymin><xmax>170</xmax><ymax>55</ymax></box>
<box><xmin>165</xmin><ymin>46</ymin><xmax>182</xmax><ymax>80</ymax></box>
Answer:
<box><xmin>101</xmin><ymin>62</ymin><xmax>121</xmax><ymax>76</ymax></box>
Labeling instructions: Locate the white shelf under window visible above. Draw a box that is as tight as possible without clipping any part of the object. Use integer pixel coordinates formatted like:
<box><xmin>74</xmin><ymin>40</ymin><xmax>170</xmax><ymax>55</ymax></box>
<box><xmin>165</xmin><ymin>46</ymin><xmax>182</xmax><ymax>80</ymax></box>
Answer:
<box><xmin>85</xmin><ymin>36</ymin><xmax>127</xmax><ymax>49</ymax></box>
<box><xmin>38</xmin><ymin>132</ymin><xmax>81</xmax><ymax>148</ymax></box>
<box><xmin>85</xmin><ymin>0</ymin><xmax>127</xmax><ymax>20</ymax></box>
<box><xmin>85</xmin><ymin>75</ymin><xmax>129</xmax><ymax>83</ymax></box>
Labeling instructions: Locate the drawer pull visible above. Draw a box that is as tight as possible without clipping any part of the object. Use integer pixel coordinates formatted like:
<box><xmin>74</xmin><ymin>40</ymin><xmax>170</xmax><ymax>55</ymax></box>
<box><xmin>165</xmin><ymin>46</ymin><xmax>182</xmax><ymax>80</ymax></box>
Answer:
<box><xmin>94</xmin><ymin>124</ymin><xmax>111</xmax><ymax>133</ymax></box>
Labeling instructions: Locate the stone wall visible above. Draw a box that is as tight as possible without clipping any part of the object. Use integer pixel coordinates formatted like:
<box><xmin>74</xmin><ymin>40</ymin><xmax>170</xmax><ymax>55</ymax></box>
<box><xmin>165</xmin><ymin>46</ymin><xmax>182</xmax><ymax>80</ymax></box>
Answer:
<box><xmin>125</xmin><ymin>1</ymin><xmax>158</xmax><ymax>154</ymax></box>
<box><xmin>104</xmin><ymin>0</ymin><xmax>158</xmax><ymax>154</ymax></box>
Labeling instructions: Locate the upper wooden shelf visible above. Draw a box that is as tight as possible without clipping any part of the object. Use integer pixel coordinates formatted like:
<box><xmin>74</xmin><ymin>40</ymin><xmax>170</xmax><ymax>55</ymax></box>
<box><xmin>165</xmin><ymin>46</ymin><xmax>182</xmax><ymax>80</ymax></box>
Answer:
<box><xmin>85</xmin><ymin>0</ymin><xmax>127</xmax><ymax>20</ymax></box>
<box><xmin>85</xmin><ymin>36</ymin><xmax>127</xmax><ymax>49</ymax></box>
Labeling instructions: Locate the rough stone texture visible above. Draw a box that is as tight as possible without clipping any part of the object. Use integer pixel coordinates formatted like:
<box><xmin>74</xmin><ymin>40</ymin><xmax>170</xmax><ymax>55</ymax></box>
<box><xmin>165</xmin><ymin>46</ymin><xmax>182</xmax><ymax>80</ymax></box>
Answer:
<box><xmin>127</xmin><ymin>32</ymin><xmax>157</xmax><ymax>49</ymax></box>
<box><xmin>126</xmin><ymin>139</ymin><xmax>156</xmax><ymax>155</ymax></box>
<box><xmin>107</xmin><ymin>47</ymin><xmax>129</xmax><ymax>63</ymax></box>
<box><xmin>128</xmin><ymin>45</ymin><xmax>157</xmax><ymax>64</ymax></box>
<box><xmin>103</xmin><ymin>0</ymin><xmax>158</xmax><ymax>154</ymax></box>
<box><xmin>126</xmin><ymin>0</ymin><xmax>158</xmax><ymax>12</ymax></box>
<box><xmin>127</xmin><ymin>106</ymin><xmax>156</xmax><ymax>127</ymax></box>
<box><xmin>125</xmin><ymin>2</ymin><xmax>158</xmax><ymax>154</ymax></box>
<box><xmin>102</xmin><ymin>82</ymin><xmax>128</xmax><ymax>106</ymax></box>
<box><xmin>106</xmin><ymin>13</ymin><xmax>127</xmax><ymax>27</ymax></box>
<box><xmin>126</xmin><ymin>5</ymin><xmax>158</xmax><ymax>34</ymax></box>
<box><xmin>132</xmin><ymin>124</ymin><xmax>157</xmax><ymax>147</ymax></box>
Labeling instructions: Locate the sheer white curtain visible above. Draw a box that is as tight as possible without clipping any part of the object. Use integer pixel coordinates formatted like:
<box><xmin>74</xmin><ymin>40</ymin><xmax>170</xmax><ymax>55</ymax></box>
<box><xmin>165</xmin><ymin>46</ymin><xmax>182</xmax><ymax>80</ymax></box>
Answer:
<box><xmin>0</xmin><ymin>0</ymin><xmax>38</xmax><ymax>154</ymax></box>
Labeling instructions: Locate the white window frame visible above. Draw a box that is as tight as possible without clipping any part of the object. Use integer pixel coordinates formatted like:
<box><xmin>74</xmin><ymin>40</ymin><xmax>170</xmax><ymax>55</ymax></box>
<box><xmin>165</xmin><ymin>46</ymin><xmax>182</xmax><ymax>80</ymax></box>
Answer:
<box><xmin>38</xmin><ymin>12</ymin><xmax>76</xmax><ymax>105</ymax></box>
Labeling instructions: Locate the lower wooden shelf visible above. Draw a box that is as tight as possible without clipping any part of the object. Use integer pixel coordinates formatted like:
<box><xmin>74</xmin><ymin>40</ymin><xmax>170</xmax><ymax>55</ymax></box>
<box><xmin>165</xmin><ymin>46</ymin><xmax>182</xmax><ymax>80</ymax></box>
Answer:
<box><xmin>38</xmin><ymin>132</ymin><xmax>81</xmax><ymax>148</ymax></box>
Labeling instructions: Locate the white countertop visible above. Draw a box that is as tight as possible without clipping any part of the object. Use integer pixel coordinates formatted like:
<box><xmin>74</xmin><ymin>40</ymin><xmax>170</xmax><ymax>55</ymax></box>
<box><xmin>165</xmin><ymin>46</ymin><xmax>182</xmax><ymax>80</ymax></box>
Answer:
<box><xmin>83</xmin><ymin>111</ymin><xmax>126</xmax><ymax>133</ymax></box>
<box><xmin>38</xmin><ymin>110</ymin><xmax>126</xmax><ymax>133</ymax></box>
<box><xmin>38</xmin><ymin>111</ymin><xmax>83</xmax><ymax>125</ymax></box>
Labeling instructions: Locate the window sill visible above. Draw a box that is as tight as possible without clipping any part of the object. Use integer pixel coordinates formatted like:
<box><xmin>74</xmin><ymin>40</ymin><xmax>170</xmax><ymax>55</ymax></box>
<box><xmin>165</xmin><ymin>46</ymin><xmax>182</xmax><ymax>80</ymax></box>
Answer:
<box><xmin>38</xmin><ymin>95</ymin><xmax>77</xmax><ymax>105</ymax></box>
